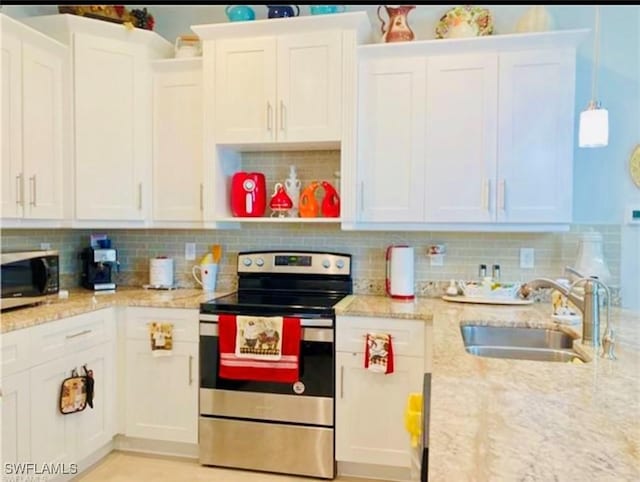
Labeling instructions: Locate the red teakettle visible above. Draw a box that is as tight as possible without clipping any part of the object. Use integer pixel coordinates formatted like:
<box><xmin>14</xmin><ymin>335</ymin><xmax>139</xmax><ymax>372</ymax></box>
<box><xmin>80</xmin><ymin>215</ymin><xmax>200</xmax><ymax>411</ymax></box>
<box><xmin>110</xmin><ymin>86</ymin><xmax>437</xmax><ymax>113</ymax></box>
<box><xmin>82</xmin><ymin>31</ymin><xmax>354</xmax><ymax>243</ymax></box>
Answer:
<box><xmin>269</xmin><ymin>183</ymin><xmax>293</xmax><ymax>217</ymax></box>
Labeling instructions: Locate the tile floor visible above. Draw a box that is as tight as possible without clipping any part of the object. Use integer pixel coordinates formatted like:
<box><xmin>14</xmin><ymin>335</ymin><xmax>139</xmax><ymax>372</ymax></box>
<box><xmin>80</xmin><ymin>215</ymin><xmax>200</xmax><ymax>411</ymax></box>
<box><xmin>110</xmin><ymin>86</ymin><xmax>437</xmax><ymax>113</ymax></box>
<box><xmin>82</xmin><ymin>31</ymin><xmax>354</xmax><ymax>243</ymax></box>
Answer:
<box><xmin>77</xmin><ymin>452</ymin><xmax>380</xmax><ymax>482</ymax></box>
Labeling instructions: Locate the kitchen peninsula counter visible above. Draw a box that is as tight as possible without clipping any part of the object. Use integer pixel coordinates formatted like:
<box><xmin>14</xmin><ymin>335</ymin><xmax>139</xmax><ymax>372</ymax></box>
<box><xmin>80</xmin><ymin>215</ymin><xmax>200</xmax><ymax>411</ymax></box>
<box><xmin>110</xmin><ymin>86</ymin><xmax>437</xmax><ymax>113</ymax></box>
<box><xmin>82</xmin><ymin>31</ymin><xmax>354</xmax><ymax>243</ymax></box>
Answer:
<box><xmin>336</xmin><ymin>295</ymin><xmax>640</xmax><ymax>482</ymax></box>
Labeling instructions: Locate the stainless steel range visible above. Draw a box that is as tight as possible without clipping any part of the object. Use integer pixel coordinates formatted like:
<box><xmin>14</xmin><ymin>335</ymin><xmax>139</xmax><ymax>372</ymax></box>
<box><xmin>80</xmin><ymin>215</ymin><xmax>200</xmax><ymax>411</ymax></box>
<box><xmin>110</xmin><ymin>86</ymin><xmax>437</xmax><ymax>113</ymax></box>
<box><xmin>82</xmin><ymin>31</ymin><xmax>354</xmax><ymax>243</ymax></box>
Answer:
<box><xmin>198</xmin><ymin>251</ymin><xmax>352</xmax><ymax>479</ymax></box>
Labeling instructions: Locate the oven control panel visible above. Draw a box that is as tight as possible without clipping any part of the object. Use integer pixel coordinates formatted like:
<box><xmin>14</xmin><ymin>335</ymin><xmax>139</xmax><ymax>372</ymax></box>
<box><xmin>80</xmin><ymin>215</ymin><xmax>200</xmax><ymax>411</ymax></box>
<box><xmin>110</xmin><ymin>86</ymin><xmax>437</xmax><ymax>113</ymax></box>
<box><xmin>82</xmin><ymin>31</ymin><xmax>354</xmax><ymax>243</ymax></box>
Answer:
<box><xmin>238</xmin><ymin>251</ymin><xmax>351</xmax><ymax>276</ymax></box>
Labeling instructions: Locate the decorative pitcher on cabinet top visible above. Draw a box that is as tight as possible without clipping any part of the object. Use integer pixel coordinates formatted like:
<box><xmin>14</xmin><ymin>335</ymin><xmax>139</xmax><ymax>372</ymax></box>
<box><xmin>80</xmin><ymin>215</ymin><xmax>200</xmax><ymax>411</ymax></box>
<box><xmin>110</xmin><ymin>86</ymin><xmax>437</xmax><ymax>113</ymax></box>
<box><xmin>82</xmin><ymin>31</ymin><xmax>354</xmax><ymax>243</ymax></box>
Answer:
<box><xmin>377</xmin><ymin>5</ymin><xmax>416</xmax><ymax>43</ymax></box>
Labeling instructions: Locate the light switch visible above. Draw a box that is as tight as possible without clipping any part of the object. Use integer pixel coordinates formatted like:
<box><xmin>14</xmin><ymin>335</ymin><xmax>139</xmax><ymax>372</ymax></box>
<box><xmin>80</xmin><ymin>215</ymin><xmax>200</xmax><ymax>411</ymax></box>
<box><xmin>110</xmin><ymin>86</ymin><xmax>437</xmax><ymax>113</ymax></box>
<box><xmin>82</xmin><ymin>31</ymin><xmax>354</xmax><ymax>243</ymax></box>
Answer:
<box><xmin>520</xmin><ymin>248</ymin><xmax>535</xmax><ymax>268</ymax></box>
<box><xmin>185</xmin><ymin>243</ymin><xmax>196</xmax><ymax>261</ymax></box>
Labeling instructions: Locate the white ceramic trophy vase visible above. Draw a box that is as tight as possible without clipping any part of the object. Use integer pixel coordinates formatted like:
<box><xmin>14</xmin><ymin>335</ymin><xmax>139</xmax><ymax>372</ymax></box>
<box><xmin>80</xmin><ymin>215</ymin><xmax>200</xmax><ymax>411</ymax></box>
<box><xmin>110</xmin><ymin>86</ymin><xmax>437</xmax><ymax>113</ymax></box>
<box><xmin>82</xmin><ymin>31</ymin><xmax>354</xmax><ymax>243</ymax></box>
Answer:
<box><xmin>284</xmin><ymin>165</ymin><xmax>301</xmax><ymax>217</ymax></box>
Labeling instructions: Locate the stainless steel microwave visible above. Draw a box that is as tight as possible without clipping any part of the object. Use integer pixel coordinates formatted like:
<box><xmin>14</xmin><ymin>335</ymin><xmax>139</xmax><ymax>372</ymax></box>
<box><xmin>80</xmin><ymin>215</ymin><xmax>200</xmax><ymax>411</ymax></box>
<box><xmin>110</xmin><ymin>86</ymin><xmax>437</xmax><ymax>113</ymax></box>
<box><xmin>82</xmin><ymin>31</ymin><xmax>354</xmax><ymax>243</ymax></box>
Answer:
<box><xmin>1</xmin><ymin>250</ymin><xmax>60</xmax><ymax>311</ymax></box>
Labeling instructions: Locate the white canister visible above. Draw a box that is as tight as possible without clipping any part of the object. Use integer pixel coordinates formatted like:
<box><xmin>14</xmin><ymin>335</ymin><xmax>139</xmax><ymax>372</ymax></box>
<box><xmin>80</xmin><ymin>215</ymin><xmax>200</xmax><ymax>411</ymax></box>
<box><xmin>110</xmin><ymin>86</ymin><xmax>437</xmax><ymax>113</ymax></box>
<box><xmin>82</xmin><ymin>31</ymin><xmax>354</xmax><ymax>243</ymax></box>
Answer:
<box><xmin>150</xmin><ymin>257</ymin><xmax>174</xmax><ymax>287</ymax></box>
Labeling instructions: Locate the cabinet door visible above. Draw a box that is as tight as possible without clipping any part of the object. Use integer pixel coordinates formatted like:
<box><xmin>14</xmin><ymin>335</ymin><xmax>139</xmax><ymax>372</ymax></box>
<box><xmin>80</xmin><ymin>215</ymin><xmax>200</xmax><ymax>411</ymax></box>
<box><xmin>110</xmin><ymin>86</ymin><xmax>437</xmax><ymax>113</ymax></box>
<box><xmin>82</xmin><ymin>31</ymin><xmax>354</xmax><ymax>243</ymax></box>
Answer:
<box><xmin>497</xmin><ymin>50</ymin><xmax>575</xmax><ymax>223</ymax></box>
<box><xmin>153</xmin><ymin>64</ymin><xmax>203</xmax><ymax>222</ymax></box>
<box><xmin>357</xmin><ymin>57</ymin><xmax>426</xmax><ymax>222</ymax></box>
<box><xmin>1</xmin><ymin>371</ymin><xmax>31</xmax><ymax>465</ymax></box>
<box><xmin>30</xmin><ymin>355</ymin><xmax>76</xmax><ymax>467</ymax></box>
<box><xmin>74</xmin><ymin>341</ymin><xmax>116</xmax><ymax>460</ymax></box>
<box><xmin>215</xmin><ymin>37</ymin><xmax>277</xmax><ymax>143</ymax></box>
<box><xmin>74</xmin><ymin>33</ymin><xmax>148</xmax><ymax>221</ymax></box>
<box><xmin>1</xmin><ymin>31</ymin><xmax>23</xmax><ymax>219</ymax></box>
<box><xmin>335</xmin><ymin>352</ymin><xmax>423</xmax><ymax>467</ymax></box>
<box><xmin>425</xmin><ymin>54</ymin><xmax>498</xmax><ymax>223</ymax></box>
<box><xmin>22</xmin><ymin>41</ymin><xmax>64</xmax><ymax>219</ymax></box>
<box><xmin>125</xmin><ymin>339</ymin><xmax>198</xmax><ymax>444</ymax></box>
<box><xmin>277</xmin><ymin>31</ymin><xmax>342</xmax><ymax>142</ymax></box>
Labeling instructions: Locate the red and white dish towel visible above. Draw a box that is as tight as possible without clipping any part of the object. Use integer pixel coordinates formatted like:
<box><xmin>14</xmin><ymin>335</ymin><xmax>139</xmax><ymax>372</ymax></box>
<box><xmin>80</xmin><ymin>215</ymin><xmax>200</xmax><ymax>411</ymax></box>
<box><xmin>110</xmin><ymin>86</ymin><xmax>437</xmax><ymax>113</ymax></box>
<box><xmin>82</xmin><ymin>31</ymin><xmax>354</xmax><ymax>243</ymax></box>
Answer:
<box><xmin>365</xmin><ymin>333</ymin><xmax>394</xmax><ymax>374</ymax></box>
<box><xmin>218</xmin><ymin>314</ymin><xmax>301</xmax><ymax>383</ymax></box>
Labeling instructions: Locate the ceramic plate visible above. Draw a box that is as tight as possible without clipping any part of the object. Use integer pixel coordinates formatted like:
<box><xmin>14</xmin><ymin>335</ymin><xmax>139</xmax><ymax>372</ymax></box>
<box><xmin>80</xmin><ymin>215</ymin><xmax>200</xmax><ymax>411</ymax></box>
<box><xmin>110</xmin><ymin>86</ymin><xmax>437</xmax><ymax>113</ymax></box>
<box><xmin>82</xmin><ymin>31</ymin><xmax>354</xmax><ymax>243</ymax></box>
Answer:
<box><xmin>435</xmin><ymin>5</ymin><xmax>494</xmax><ymax>39</ymax></box>
<box><xmin>630</xmin><ymin>144</ymin><xmax>640</xmax><ymax>188</ymax></box>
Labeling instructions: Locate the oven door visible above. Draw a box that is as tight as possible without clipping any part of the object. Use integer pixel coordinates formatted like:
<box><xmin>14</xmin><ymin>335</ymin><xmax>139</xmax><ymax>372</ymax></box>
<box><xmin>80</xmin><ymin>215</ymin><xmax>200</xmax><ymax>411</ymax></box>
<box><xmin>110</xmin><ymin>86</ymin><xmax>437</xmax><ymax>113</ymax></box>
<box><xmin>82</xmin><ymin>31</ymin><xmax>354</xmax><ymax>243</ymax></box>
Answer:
<box><xmin>199</xmin><ymin>317</ymin><xmax>334</xmax><ymax>426</ymax></box>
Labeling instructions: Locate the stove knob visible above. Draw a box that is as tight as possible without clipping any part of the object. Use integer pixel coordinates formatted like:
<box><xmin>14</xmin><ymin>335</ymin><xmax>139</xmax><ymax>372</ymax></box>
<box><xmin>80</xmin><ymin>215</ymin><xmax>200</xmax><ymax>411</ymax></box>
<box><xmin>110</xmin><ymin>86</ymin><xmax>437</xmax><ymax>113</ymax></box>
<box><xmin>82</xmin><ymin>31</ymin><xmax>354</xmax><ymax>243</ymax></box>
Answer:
<box><xmin>336</xmin><ymin>259</ymin><xmax>345</xmax><ymax>269</ymax></box>
<box><xmin>242</xmin><ymin>257</ymin><xmax>252</xmax><ymax>267</ymax></box>
<box><xmin>322</xmin><ymin>259</ymin><xmax>331</xmax><ymax>269</ymax></box>
<box><xmin>255</xmin><ymin>257</ymin><xmax>264</xmax><ymax>267</ymax></box>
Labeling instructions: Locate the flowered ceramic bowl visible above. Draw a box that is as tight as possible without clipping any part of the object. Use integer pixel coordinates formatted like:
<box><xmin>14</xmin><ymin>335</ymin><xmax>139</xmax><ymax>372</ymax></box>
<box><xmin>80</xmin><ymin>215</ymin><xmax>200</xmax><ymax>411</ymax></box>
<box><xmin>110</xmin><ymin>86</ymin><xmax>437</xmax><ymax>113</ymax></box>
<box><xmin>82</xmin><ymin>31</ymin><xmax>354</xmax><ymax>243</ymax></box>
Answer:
<box><xmin>460</xmin><ymin>281</ymin><xmax>520</xmax><ymax>299</ymax></box>
<box><xmin>435</xmin><ymin>5</ymin><xmax>494</xmax><ymax>40</ymax></box>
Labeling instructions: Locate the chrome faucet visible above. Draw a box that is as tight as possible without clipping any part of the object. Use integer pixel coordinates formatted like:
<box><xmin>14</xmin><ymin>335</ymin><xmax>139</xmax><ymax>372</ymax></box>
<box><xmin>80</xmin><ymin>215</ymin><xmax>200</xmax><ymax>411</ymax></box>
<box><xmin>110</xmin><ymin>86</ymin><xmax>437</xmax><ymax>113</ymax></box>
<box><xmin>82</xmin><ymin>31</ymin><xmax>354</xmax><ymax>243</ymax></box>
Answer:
<box><xmin>525</xmin><ymin>269</ymin><xmax>614</xmax><ymax>359</ymax></box>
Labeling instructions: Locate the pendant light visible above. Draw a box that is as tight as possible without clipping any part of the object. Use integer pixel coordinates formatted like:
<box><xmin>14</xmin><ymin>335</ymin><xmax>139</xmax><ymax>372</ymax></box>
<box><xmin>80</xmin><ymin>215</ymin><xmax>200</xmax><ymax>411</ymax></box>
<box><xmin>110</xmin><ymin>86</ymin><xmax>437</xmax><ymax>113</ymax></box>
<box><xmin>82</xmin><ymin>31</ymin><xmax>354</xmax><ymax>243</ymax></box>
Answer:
<box><xmin>579</xmin><ymin>6</ymin><xmax>608</xmax><ymax>148</ymax></box>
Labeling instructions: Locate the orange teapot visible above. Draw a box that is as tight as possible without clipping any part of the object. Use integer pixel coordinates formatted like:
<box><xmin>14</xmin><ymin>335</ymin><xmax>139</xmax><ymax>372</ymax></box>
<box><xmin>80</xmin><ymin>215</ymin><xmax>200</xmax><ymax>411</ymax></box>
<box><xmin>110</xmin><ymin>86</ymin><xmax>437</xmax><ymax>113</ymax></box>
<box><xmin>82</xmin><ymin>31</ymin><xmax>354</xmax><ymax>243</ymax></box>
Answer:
<box><xmin>299</xmin><ymin>181</ymin><xmax>320</xmax><ymax>218</ymax></box>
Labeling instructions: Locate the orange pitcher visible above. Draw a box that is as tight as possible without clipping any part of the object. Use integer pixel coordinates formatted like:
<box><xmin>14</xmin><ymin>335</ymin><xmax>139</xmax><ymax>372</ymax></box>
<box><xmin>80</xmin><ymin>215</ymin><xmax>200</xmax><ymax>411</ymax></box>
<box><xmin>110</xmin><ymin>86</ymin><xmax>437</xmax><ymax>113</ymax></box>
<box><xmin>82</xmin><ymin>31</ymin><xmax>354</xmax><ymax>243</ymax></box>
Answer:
<box><xmin>299</xmin><ymin>181</ymin><xmax>320</xmax><ymax>218</ymax></box>
<box><xmin>377</xmin><ymin>5</ymin><xmax>416</xmax><ymax>43</ymax></box>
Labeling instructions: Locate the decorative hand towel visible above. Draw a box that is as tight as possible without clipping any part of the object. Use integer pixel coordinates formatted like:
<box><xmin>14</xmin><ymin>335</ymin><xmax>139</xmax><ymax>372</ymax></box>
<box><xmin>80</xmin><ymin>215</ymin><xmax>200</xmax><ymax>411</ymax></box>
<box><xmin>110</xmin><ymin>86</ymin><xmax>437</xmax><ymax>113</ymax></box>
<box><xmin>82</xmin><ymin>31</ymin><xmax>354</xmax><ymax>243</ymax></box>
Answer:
<box><xmin>365</xmin><ymin>333</ymin><xmax>394</xmax><ymax>374</ymax></box>
<box><xmin>219</xmin><ymin>314</ymin><xmax>301</xmax><ymax>383</ymax></box>
<box><xmin>235</xmin><ymin>315</ymin><xmax>283</xmax><ymax>360</ymax></box>
<box><xmin>148</xmin><ymin>322</ymin><xmax>173</xmax><ymax>357</ymax></box>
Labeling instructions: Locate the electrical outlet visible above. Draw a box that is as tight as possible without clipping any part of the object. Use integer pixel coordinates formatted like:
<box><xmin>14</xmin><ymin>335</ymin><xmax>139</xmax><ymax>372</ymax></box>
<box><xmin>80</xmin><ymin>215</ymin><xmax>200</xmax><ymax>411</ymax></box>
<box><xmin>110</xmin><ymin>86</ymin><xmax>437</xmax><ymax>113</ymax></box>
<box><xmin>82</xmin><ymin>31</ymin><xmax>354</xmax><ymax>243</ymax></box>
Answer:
<box><xmin>185</xmin><ymin>243</ymin><xmax>196</xmax><ymax>261</ymax></box>
<box><xmin>40</xmin><ymin>243</ymin><xmax>51</xmax><ymax>250</ymax></box>
<box><xmin>520</xmin><ymin>248</ymin><xmax>535</xmax><ymax>268</ymax></box>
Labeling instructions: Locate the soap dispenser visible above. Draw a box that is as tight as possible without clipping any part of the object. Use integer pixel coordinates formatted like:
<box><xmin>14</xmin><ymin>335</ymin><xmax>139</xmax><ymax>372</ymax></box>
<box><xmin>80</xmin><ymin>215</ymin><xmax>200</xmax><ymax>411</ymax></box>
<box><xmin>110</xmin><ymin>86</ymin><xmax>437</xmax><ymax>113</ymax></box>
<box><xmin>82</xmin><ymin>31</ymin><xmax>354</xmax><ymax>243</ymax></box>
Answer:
<box><xmin>284</xmin><ymin>165</ymin><xmax>301</xmax><ymax>217</ymax></box>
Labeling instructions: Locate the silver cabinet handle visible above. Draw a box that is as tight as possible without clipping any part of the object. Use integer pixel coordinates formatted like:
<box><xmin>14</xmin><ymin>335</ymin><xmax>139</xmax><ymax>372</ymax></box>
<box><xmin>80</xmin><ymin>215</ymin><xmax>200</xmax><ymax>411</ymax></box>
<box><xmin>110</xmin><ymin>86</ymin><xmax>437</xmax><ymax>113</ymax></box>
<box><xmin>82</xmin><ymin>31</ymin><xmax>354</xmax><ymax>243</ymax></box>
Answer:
<box><xmin>498</xmin><ymin>179</ymin><xmax>506</xmax><ymax>211</ymax></box>
<box><xmin>200</xmin><ymin>183</ymin><xmax>204</xmax><ymax>211</ymax></box>
<box><xmin>189</xmin><ymin>355</ymin><xmax>194</xmax><ymax>386</ymax></box>
<box><xmin>280</xmin><ymin>100</ymin><xmax>285</xmax><ymax>131</ymax></box>
<box><xmin>29</xmin><ymin>175</ymin><xmax>36</xmax><ymax>206</ymax></box>
<box><xmin>266</xmin><ymin>101</ymin><xmax>273</xmax><ymax>131</ymax></box>
<box><xmin>340</xmin><ymin>365</ymin><xmax>344</xmax><ymax>399</ymax></box>
<box><xmin>66</xmin><ymin>329</ymin><xmax>92</xmax><ymax>339</ymax></box>
<box><xmin>16</xmin><ymin>173</ymin><xmax>23</xmax><ymax>206</ymax></box>
<box><xmin>138</xmin><ymin>183</ymin><xmax>142</xmax><ymax>210</ymax></box>
<box><xmin>360</xmin><ymin>181</ymin><xmax>364</xmax><ymax>212</ymax></box>
<box><xmin>481</xmin><ymin>178</ymin><xmax>490</xmax><ymax>211</ymax></box>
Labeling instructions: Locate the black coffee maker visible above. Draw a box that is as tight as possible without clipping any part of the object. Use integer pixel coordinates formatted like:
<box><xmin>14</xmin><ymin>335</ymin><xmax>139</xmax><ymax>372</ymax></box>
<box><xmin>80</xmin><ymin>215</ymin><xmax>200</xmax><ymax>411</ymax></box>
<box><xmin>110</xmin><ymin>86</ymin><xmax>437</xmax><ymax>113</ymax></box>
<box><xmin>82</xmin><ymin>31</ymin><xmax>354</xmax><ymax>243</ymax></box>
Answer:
<box><xmin>80</xmin><ymin>247</ymin><xmax>118</xmax><ymax>291</ymax></box>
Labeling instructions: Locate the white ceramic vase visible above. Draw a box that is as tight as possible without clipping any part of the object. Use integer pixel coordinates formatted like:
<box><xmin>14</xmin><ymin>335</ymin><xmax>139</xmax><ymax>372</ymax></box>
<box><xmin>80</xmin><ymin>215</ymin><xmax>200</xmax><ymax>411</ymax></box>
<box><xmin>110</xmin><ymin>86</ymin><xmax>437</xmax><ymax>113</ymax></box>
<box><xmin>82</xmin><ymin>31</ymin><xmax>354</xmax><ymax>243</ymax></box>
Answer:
<box><xmin>515</xmin><ymin>6</ymin><xmax>554</xmax><ymax>33</ymax></box>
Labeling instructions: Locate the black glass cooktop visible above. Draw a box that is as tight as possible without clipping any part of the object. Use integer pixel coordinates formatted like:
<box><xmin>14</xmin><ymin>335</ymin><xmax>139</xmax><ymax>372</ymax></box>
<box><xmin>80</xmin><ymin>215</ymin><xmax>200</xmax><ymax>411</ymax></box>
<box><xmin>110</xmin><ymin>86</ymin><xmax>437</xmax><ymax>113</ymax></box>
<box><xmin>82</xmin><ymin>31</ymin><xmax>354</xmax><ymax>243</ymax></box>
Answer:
<box><xmin>200</xmin><ymin>291</ymin><xmax>348</xmax><ymax>318</ymax></box>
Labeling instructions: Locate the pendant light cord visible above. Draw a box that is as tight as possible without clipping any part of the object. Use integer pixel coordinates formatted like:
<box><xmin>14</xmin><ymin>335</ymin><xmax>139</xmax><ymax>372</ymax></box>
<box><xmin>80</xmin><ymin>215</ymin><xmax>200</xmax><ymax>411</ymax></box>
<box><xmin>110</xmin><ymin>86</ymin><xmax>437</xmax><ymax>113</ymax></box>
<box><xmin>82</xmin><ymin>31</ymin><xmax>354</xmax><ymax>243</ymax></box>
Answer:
<box><xmin>591</xmin><ymin>6</ymin><xmax>601</xmax><ymax>108</ymax></box>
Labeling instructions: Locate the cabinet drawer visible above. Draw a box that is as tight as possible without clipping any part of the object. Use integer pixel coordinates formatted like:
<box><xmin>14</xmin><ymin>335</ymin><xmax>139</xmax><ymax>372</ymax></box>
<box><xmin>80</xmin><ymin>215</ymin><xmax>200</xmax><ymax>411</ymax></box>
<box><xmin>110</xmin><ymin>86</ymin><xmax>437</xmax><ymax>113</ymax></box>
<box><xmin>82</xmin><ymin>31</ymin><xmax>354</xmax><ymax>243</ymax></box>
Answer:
<box><xmin>125</xmin><ymin>307</ymin><xmax>199</xmax><ymax>343</ymax></box>
<box><xmin>1</xmin><ymin>328</ymin><xmax>31</xmax><ymax>377</ymax></box>
<box><xmin>336</xmin><ymin>316</ymin><xmax>425</xmax><ymax>358</ymax></box>
<box><xmin>30</xmin><ymin>308</ymin><xmax>115</xmax><ymax>366</ymax></box>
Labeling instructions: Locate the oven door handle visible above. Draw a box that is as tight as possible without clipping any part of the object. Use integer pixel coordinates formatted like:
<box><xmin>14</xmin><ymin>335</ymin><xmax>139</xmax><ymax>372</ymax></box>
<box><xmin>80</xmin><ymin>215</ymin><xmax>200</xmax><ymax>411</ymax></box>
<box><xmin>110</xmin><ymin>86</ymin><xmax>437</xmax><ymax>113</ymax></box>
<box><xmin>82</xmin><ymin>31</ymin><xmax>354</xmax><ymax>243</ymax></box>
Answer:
<box><xmin>200</xmin><ymin>323</ymin><xmax>333</xmax><ymax>343</ymax></box>
<box><xmin>199</xmin><ymin>314</ymin><xmax>333</xmax><ymax>328</ymax></box>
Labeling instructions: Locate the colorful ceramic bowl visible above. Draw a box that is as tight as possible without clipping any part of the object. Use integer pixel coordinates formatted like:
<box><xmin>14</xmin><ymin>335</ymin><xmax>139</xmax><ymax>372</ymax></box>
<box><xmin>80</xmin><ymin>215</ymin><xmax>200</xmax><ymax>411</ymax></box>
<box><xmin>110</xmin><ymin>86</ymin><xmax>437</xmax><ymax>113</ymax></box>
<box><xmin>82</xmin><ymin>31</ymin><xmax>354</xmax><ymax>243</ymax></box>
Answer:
<box><xmin>435</xmin><ymin>5</ymin><xmax>494</xmax><ymax>40</ymax></box>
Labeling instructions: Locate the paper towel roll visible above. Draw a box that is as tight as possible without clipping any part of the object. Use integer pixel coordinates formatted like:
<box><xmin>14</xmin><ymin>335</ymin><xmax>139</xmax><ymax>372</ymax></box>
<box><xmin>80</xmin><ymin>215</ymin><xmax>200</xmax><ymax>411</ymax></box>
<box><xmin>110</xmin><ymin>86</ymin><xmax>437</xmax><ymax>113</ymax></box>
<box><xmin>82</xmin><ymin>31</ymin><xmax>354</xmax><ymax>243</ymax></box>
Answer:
<box><xmin>150</xmin><ymin>257</ymin><xmax>174</xmax><ymax>287</ymax></box>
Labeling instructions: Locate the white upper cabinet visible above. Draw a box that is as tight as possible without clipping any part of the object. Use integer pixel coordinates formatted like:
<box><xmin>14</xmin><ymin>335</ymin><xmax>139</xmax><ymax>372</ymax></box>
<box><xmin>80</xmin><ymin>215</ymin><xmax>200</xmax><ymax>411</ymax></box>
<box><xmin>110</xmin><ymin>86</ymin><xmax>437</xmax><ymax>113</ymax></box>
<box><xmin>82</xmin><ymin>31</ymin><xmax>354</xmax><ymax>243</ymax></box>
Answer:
<box><xmin>152</xmin><ymin>59</ymin><xmax>204</xmax><ymax>224</ymax></box>
<box><xmin>357</xmin><ymin>57</ymin><xmax>426</xmax><ymax>222</ymax></box>
<box><xmin>22</xmin><ymin>14</ymin><xmax>173</xmax><ymax>225</ymax></box>
<box><xmin>215</xmin><ymin>37</ymin><xmax>277</xmax><ymax>144</ymax></box>
<box><xmin>349</xmin><ymin>30</ymin><xmax>586</xmax><ymax>231</ymax></box>
<box><xmin>193</xmin><ymin>12</ymin><xmax>370</xmax><ymax>150</ymax></box>
<box><xmin>424</xmin><ymin>53</ymin><xmax>498</xmax><ymax>223</ymax></box>
<box><xmin>1</xmin><ymin>15</ymin><xmax>66</xmax><ymax>222</ymax></box>
<box><xmin>496</xmin><ymin>49</ymin><xmax>575</xmax><ymax>223</ymax></box>
<box><xmin>214</xmin><ymin>32</ymin><xmax>341</xmax><ymax>145</ymax></box>
<box><xmin>74</xmin><ymin>34</ymin><xmax>149</xmax><ymax>221</ymax></box>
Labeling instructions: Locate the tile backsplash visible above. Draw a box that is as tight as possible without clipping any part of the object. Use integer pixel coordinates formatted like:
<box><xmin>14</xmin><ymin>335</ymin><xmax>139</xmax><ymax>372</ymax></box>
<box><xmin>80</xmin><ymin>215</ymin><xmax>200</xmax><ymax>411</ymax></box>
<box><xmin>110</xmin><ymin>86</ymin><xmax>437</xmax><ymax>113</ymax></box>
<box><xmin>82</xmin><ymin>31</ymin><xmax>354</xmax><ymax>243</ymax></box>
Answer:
<box><xmin>0</xmin><ymin>144</ymin><xmax>621</xmax><ymax>302</ymax></box>
<box><xmin>1</xmin><ymin>223</ymin><xmax>622</xmax><ymax>303</ymax></box>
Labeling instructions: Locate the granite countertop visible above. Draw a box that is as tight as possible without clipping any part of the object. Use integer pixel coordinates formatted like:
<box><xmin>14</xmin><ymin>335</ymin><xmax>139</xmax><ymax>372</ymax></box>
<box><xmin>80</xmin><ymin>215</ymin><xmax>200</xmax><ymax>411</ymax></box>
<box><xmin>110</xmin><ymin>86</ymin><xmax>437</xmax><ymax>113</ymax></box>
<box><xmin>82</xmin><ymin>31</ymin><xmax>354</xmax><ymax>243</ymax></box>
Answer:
<box><xmin>337</xmin><ymin>295</ymin><xmax>640</xmax><ymax>481</ymax></box>
<box><xmin>1</xmin><ymin>287</ymin><xmax>230</xmax><ymax>334</ymax></box>
<box><xmin>4</xmin><ymin>291</ymin><xmax>639</xmax><ymax>480</ymax></box>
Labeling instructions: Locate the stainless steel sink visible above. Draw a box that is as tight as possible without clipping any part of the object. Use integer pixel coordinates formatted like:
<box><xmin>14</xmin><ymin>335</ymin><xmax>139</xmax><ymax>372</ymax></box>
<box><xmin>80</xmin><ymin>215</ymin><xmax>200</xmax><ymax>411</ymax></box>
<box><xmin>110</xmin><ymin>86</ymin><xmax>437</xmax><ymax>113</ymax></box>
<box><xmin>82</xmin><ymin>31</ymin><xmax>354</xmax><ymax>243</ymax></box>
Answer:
<box><xmin>460</xmin><ymin>325</ymin><xmax>589</xmax><ymax>363</ymax></box>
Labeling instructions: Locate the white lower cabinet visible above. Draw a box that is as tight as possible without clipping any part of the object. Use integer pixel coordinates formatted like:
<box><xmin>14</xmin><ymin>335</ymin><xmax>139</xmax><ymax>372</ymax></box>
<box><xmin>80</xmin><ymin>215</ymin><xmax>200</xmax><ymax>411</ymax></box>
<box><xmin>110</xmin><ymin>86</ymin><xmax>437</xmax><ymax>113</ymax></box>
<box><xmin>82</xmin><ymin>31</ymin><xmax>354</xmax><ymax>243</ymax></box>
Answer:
<box><xmin>124</xmin><ymin>340</ymin><xmax>198</xmax><ymax>443</ymax></box>
<box><xmin>123</xmin><ymin>307</ymin><xmax>199</xmax><ymax>444</ymax></box>
<box><xmin>1</xmin><ymin>370</ymin><xmax>31</xmax><ymax>465</ymax></box>
<box><xmin>29</xmin><ymin>340</ymin><xmax>116</xmax><ymax>471</ymax></box>
<box><xmin>335</xmin><ymin>352</ymin><xmax>424</xmax><ymax>467</ymax></box>
<box><xmin>335</xmin><ymin>315</ymin><xmax>429</xmax><ymax>473</ymax></box>
<box><xmin>0</xmin><ymin>309</ymin><xmax>116</xmax><ymax>479</ymax></box>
